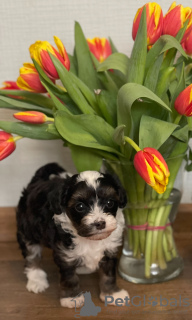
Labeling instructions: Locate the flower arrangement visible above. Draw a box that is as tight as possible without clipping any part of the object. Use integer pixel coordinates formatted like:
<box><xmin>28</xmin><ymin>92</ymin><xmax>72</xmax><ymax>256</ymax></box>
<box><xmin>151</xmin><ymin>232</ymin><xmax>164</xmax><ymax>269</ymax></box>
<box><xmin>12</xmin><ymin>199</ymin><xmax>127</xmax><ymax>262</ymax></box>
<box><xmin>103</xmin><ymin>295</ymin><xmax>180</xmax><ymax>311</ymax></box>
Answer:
<box><xmin>1</xmin><ymin>1</ymin><xmax>192</xmax><ymax>281</ymax></box>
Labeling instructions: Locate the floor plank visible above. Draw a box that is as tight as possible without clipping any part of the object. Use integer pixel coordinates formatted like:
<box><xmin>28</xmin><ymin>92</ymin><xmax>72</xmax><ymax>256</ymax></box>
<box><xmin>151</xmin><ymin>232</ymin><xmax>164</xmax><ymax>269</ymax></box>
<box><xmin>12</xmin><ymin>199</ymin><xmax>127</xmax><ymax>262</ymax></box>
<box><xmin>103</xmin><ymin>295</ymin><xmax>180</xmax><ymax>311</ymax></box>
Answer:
<box><xmin>0</xmin><ymin>206</ymin><xmax>192</xmax><ymax>320</ymax></box>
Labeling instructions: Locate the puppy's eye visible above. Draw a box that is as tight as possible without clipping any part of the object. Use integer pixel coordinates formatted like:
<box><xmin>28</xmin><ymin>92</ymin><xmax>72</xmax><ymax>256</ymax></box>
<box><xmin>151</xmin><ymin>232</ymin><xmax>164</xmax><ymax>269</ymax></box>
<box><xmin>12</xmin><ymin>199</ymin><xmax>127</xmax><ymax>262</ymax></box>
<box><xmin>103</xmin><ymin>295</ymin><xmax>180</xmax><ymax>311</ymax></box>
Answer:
<box><xmin>75</xmin><ymin>202</ymin><xmax>86</xmax><ymax>212</ymax></box>
<box><xmin>106</xmin><ymin>199</ymin><xmax>114</xmax><ymax>209</ymax></box>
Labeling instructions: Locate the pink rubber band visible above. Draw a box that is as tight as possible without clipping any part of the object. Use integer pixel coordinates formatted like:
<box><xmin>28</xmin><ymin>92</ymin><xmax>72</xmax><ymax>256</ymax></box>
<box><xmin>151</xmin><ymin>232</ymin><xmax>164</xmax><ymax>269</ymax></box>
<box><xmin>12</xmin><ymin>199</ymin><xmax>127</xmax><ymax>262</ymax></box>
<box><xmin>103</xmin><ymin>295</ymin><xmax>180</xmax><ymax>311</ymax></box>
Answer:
<box><xmin>127</xmin><ymin>222</ymin><xmax>148</xmax><ymax>230</ymax></box>
<box><xmin>127</xmin><ymin>222</ymin><xmax>171</xmax><ymax>231</ymax></box>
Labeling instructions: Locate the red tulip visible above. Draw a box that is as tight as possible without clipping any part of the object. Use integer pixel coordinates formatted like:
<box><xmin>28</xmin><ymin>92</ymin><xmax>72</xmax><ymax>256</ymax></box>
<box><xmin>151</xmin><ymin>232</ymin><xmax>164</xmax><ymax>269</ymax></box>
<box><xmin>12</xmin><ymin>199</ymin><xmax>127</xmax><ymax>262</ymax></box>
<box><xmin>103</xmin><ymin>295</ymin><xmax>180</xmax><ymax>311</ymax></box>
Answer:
<box><xmin>87</xmin><ymin>37</ymin><xmax>112</xmax><ymax>62</ymax></box>
<box><xmin>29</xmin><ymin>36</ymin><xmax>70</xmax><ymax>79</ymax></box>
<box><xmin>174</xmin><ymin>84</ymin><xmax>192</xmax><ymax>116</ymax></box>
<box><xmin>0</xmin><ymin>81</ymin><xmax>22</xmax><ymax>99</ymax></box>
<box><xmin>132</xmin><ymin>2</ymin><xmax>163</xmax><ymax>46</ymax></box>
<box><xmin>17</xmin><ymin>63</ymin><xmax>47</xmax><ymax>93</ymax></box>
<box><xmin>182</xmin><ymin>31</ymin><xmax>192</xmax><ymax>55</ymax></box>
<box><xmin>0</xmin><ymin>131</ymin><xmax>21</xmax><ymax>161</ymax></box>
<box><xmin>1</xmin><ymin>81</ymin><xmax>20</xmax><ymax>90</ymax></box>
<box><xmin>13</xmin><ymin>111</ymin><xmax>53</xmax><ymax>124</ymax></box>
<box><xmin>134</xmin><ymin>147</ymin><xmax>170</xmax><ymax>194</ymax></box>
<box><xmin>163</xmin><ymin>2</ymin><xmax>192</xmax><ymax>41</ymax></box>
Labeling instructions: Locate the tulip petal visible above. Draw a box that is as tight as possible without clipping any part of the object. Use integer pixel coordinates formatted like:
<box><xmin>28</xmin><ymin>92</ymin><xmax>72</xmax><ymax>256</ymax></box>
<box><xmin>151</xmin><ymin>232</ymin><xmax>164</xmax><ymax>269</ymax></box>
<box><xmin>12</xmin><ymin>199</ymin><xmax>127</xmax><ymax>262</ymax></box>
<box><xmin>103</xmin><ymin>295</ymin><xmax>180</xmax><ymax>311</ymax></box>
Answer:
<box><xmin>29</xmin><ymin>37</ymin><xmax>70</xmax><ymax>80</ymax></box>
<box><xmin>87</xmin><ymin>37</ymin><xmax>112</xmax><ymax>62</ymax></box>
<box><xmin>144</xmin><ymin>147</ymin><xmax>170</xmax><ymax>177</ymax></box>
<box><xmin>132</xmin><ymin>3</ymin><xmax>163</xmax><ymax>45</ymax></box>
<box><xmin>13</xmin><ymin>111</ymin><xmax>47</xmax><ymax>124</ymax></box>
<box><xmin>134</xmin><ymin>147</ymin><xmax>170</xmax><ymax>194</ymax></box>
<box><xmin>17</xmin><ymin>63</ymin><xmax>47</xmax><ymax>93</ymax></box>
<box><xmin>174</xmin><ymin>84</ymin><xmax>192</xmax><ymax>116</ymax></box>
<box><xmin>0</xmin><ymin>135</ymin><xmax>16</xmax><ymax>161</ymax></box>
<box><xmin>134</xmin><ymin>150</ymin><xmax>156</xmax><ymax>186</ymax></box>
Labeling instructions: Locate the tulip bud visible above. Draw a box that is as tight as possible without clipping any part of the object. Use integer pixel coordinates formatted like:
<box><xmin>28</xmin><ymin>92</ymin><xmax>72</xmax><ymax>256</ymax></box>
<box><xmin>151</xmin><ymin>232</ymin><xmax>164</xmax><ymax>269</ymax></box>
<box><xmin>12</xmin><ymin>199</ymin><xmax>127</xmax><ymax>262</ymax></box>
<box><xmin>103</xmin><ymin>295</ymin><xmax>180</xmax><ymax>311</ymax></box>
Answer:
<box><xmin>17</xmin><ymin>63</ymin><xmax>47</xmax><ymax>93</ymax></box>
<box><xmin>134</xmin><ymin>147</ymin><xmax>170</xmax><ymax>194</ymax></box>
<box><xmin>163</xmin><ymin>2</ymin><xmax>192</xmax><ymax>41</ymax></box>
<box><xmin>1</xmin><ymin>81</ymin><xmax>20</xmax><ymax>90</ymax></box>
<box><xmin>0</xmin><ymin>131</ymin><xmax>22</xmax><ymax>161</ymax></box>
<box><xmin>174</xmin><ymin>84</ymin><xmax>192</xmax><ymax>116</ymax></box>
<box><xmin>1</xmin><ymin>81</ymin><xmax>22</xmax><ymax>99</ymax></box>
<box><xmin>132</xmin><ymin>2</ymin><xmax>163</xmax><ymax>46</ymax></box>
<box><xmin>29</xmin><ymin>36</ymin><xmax>70</xmax><ymax>79</ymax></box>
<box><xmin>13</xmin><ymin>111</ymin><xmax>53</xmax><ymax>124</ymax></box>
<box><xmin>182</xmin><ymin>31</ymin><xmax>192</xmax><ymax>55</ymax></box>
<box><xmin>87</xmin><ymin>37</ymin><xmax>112</xmax><ymax>62</ymax></box>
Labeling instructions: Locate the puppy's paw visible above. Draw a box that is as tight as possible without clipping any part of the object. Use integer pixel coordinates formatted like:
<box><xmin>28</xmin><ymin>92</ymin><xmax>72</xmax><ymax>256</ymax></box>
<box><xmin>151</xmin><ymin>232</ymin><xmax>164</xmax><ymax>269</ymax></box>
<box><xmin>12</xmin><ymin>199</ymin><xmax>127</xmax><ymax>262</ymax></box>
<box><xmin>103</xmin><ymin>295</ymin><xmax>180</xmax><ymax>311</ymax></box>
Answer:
<box><xmin>100</xmin><ymin>289</ymin><xmax>130</xmax><ymax>306</ymax></box>
<box><xmin>25</xmin><ymin>268</ymin><xmax>49</xmax><ymax>294</ymax></box>
<box><xmin>60</xmin><ymin>294</ymin><xmax>85</xmax><ymax>308</ymax></box>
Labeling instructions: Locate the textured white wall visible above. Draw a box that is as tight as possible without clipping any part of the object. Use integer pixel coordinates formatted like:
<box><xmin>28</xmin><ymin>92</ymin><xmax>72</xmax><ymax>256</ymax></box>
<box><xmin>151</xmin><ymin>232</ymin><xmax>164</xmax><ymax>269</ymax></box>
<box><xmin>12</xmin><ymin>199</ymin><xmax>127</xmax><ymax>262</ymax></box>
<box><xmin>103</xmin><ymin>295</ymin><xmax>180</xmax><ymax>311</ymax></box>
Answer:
<box><xmin>0</xmin><ymin>0</ymin><xmax>192</xmax><ymax>206</ymax></box>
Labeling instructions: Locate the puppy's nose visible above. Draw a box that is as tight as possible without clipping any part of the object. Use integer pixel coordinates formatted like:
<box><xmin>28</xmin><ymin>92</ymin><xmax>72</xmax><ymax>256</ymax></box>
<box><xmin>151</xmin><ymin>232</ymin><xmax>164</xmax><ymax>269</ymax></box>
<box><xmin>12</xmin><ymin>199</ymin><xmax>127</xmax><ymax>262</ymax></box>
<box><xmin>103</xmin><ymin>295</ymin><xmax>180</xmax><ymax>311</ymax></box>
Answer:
<box><xmin>94</xmin><ymin>220</ymin><xmax>106</xmax><ymax>230</ymax></box>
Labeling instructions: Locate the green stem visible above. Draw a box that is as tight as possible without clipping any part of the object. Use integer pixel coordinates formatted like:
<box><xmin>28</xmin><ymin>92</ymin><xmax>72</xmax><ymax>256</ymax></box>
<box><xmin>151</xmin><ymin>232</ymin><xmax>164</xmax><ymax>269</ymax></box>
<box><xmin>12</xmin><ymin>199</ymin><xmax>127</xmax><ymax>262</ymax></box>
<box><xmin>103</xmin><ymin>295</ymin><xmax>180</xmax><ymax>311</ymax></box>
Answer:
<box><xmin>163</xmin><ymin>233</ymin><xmax>172</xmax><ymax>262</ymax></box>
<box><xmin>124</xmin><ymin>136</ymin><xmax>141</xmax><ymax>152</ymax></box>
<box><xmin>46</xmin><ymin>117</ymin><xmax>54</xmax><ymax>122</ymax></box>
<box><xmin>173</xmin><ymin>114</ymin><xmax>182</xmax><ymax>125</ymax></box>
<box><xmin>156</xmin><ymin>205</ymin><xmax>172</xmax><ymax>270</ymax></box>
<box><xmin>145</xmin><ymin>209</ymin><xmax>157</xmax><ymax>278</ymax></box>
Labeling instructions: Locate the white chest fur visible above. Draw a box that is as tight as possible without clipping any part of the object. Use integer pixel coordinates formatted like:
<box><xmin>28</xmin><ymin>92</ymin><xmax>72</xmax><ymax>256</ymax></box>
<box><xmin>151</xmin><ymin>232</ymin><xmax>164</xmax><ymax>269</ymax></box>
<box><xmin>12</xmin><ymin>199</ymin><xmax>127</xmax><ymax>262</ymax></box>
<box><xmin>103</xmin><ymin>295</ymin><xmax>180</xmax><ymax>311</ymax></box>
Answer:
<box><xmin>54</xmin><ymin>209</ymin><xmax>125</xmax><ymax>274</ymax></box>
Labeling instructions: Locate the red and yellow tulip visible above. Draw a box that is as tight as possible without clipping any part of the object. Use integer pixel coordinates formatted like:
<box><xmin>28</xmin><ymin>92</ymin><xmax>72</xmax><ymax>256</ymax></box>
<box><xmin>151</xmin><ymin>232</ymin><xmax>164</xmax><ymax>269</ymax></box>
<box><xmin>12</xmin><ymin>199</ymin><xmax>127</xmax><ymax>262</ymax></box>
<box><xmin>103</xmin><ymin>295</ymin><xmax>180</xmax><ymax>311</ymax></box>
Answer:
<box><xmin>13</xmin><ymin>111</ymin><xmax>53</xmax><ymax>124</ymax></box>
<box><xmin>182</xmin><ymin>31</ymin><xmax>192</xmax><ymax>55</ymax></box>
<box><xmin>87</xmin><ymin>37</ymin><xmax>112</xmax><ymax>63</ymax></box>
<box><xmin>134</xmin><ymin>147</ymin><xmax>170</xmax><ymax>194</ymax></box>
<box><xmin>132</xmin><ymin>2</ymin><xmax>163</xmax><ymax>46</ymax></box>
<box><xmin>1</xmin><ymin>81</ymin><xmax>22</xmax><ymax>99</ymax></box>
<box><xmin>29</xmin><ymin>36</ymin><xmax>70</xmax><ymax>79</ymax></box>
<box><xmin>1</xmin><ymin>81</ymin><xmax>20</xmax><ymax>90</ymax></box>
<box><xmin>174</xmin><ymin>84</ymin><xmax>192</xmax><ymax>116</ymax></box>
<box><xmin>163</xmin><ymin>2</ymin><xmax>192</xmax><ymax>41</ymax></box>
<box><xmin>17</xmin><ymin>63</ymin><xmax>47</xmax><ymax>93</ymax></box>
<box><xmin>0</xmin><ymin>131</ymin><xmax>22</xmax><ymax>161</ymax></box>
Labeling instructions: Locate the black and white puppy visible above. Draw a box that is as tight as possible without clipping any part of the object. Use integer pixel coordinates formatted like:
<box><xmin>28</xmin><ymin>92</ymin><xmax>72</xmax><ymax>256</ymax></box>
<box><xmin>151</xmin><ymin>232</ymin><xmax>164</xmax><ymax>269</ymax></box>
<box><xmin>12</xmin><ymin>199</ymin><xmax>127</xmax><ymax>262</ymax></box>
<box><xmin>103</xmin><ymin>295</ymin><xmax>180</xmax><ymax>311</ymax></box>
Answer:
<box><xmin>16</xmin><ymin>163</ymin><xmax>129</xmax><ymax>308</ymax></box>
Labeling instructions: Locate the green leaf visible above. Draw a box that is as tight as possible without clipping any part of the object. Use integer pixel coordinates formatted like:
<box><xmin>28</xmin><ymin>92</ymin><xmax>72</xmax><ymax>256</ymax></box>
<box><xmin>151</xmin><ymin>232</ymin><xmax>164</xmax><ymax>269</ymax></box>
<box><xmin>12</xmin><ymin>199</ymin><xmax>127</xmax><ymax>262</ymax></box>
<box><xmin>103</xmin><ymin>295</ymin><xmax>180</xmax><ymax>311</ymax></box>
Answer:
<box><xmin>139</xmin><ymin>115</ymin><xmax>178</xmax><ymax>150</ymax></box>
<box><xmin>144</xmin><ymin>53</ymin><xmax>164</xmax><ymax>91</ymax></box>
<box><xmin>97</xmin><ymin>53</ymin><xmax>129</xmax><ymax>76</ymax></box>
<box><xmin>74</xmin><ymin>22</ymin><xmax>100</xmax><ymax>90</ymax></box>
<box><xmin>49</xmin><ymin>53</ymin><xmax>96</xmax><ymax>115</ymax></box>
<box><xmin>68</xmin><ymin>53</ymin><xmax>78</xmax><ymax>75</ymax></box>
<box><xmin>0</xmin><ymin>95</ymin><xmax>53</xmax><ymax>116</ymax></box>
<box><xmin>117</xmin><ymin>83</ymin><xmax>171</xmax><ymax>139</ymax></box>
<box><xmin>113</xmin><ymin>125</ymin><xmax>126</xmax><ymax>146</ymax></box>
<box><xmin>41</xmin><ymin>81</ymin><xmax>71</xmax><ymax>113</ymax></box>
<box><xmin>155</xmin><ymin>67</ymin><xmax>176</xmax><ymax>98</ymax></box>
<box><xmin>0</xmin><ymin>121</ymin><xmax>60</xmax><ymax>140</ymax></box>
<box><xmin>55</xmin><ymin>110</ymin><xmax>123</xmax><ymax>156</ymax></box>
<box><xmin>117</xmin><ymin>83</ymin><xmax>171</xmax><ymax>158</ymax></box>
<box><xmin>109</xmin><ymin>37</ymin><xmax>118</xmax><ymax>53</ymax></box>
<box><xmin>70</xmin><ymin>72</ymin><xmax>99</xmax><ymax>113</ymax></box>
<box><xmin>69</xmin><ymin>145</ymin><xmax>103</xmax><ymax>172</ymax></box>
<box><xmin>145</xmin><ymin>35</ymin><xmax>188</xmax><ymax>75</ymax></box>
<box><xmin>69</xmin><ymin>144</ymin><xmax>118</xmax><ymax>172</ymax></box>
<box><xmin>0</xmin><ymin>90</ymin><xmax>54</xmax><ymax>110</ymax></box>
<box><xmin>127</xmin><ymin>7</ymin><xmax>147</xmax><ymax>84</ymax></box>
<box><xmin>53</xmin><ymin>92</ymin><xmax>81</xmax><ymax>115</ymax></box>
<box><xmin>172</xmin><ymin>125</ymin><xmax>189</xmax><ymax>142</ymax></box>
<box><xmin>95</xmin><ymin>90</ymin><xmax>117</xmax><ymax>127</ymax></box>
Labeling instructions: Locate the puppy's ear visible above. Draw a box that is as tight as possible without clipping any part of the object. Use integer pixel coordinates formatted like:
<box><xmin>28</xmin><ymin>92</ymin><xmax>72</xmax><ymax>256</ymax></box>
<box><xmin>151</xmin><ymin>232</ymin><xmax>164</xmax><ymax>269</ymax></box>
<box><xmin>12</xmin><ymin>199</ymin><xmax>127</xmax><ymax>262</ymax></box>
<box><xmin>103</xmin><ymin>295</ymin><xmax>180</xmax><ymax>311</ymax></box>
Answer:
<box><xmin>48</xmin><ymin>174</ymin><xmax>78</xmax><ymax>214</ymax></box>
<box><xmin>48</xmin><ymin>183</ymin><xmax>68</xmax><ymax>215</ymax></box>
<box><xmin>117</xmin><ymin>185</ymin><xmax>127</xmax><ymax>208</ymax></box>
<box><xmin>102</xmin><ymin>173</ymin><xmax>127</xmax><ymax>209</ymax></box>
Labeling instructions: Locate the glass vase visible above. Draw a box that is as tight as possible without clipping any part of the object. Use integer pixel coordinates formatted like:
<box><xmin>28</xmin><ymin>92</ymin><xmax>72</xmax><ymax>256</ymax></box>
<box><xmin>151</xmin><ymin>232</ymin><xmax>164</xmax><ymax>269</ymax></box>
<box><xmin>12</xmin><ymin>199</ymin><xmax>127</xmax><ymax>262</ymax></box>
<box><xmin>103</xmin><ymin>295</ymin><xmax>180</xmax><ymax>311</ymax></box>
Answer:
<box><xmin>101</xmin><ymin>154</ymin><xmax>185</xmax><ymax>284</ymax></box>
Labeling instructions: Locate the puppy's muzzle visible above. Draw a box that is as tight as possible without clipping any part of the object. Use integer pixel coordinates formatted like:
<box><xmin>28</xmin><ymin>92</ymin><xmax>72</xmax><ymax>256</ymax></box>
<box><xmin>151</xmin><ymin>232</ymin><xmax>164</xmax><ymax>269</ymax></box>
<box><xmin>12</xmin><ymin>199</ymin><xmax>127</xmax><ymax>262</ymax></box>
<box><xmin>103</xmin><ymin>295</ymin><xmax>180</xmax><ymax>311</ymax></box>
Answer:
<box><xmin>93</xmin><ymin>220</ymin><xmax>106</xmax><ymax>230</ymax></box>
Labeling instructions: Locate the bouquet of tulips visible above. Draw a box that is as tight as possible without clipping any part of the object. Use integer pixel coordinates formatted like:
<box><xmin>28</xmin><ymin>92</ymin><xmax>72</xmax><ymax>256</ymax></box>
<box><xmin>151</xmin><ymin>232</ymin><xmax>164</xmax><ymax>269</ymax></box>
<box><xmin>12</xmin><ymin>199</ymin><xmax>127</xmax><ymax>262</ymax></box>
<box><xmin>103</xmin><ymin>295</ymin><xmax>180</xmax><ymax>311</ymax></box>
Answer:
<box><xmin>1</xmin><ymin>2</ymin><xmax>192</xmax><ymax>280</ymax></box>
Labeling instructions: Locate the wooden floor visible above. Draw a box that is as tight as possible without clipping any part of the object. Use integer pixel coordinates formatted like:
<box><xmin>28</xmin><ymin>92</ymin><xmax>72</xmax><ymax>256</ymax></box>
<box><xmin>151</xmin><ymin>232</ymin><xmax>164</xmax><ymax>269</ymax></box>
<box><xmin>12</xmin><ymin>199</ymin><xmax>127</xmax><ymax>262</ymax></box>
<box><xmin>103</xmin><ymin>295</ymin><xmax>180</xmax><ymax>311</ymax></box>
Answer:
<box><xmin>0</xmin><ymin>205</ymin><xmax>192</xmax><ymax>320</ymax></box>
